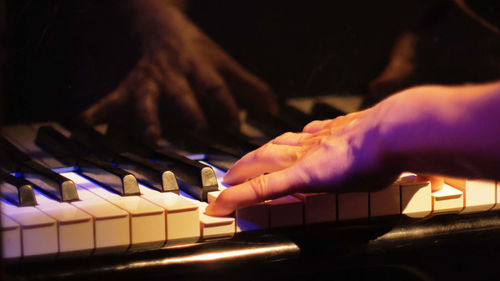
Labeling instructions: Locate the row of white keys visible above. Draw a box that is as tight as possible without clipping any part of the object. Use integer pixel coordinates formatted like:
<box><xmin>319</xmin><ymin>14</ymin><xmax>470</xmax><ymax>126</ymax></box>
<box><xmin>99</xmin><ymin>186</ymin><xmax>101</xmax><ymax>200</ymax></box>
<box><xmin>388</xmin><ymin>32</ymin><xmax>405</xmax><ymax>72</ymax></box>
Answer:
<box><xmin>138</xmin><ymin>183</ymin><xmax>200</xmax><ymax>246</ymax></box>
<box><xmin>32</xmin><ymin>190</ymin><xmax>94</xmax><ymax>256</ymax></box>
<box><xmin>200</xmin><ymin>162</ymin><xmax>494</xmax><ymax>226</ymax></box>
<box><xmin>1</xmin><ymin>199</ymin><xmax>58</xmax><ymax>259</ymax></box>
<box><xmin>62</xmin><ymin>172</ymin><xmax>166</xmax><ymax>250</ymax></box>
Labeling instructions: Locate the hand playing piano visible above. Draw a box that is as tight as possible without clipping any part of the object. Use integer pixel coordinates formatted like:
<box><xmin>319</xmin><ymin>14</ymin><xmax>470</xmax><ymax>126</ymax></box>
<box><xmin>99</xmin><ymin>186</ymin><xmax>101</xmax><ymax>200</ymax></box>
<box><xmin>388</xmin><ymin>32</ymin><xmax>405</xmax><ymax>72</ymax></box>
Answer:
<box><xmin>206</xmin><ymin>101</ymin><xmax>401</xmax><ymax>216</ymax></box>
<box><xmin>206</xmin><ymin>81</ymin><xmax>500</xmax><ymax>216</ymax></box>
<box><xmin>79</xmin><ymin>0</ymin><xmax>278</xmax><ymax>141</ymax></box>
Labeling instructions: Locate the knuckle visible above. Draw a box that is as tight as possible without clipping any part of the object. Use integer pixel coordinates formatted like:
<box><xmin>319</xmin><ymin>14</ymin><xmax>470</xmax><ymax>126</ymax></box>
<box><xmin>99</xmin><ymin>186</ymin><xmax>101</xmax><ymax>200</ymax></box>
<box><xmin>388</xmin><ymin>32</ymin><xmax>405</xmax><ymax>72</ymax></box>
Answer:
<box><xmin>165</xmin><ymin>77</ymin><xmax>191</xmax><ymax>97</ymax></box>
<box><xmin>254</xmin><ymin>143</ymin><xmax>274</xmax><ymax>159</ymax></box>
<box><xmin>204</xmin><ymin>79</ymin><xmax>227</xmax><ymax>95</ymax></box>
<box><xmin>273</xmin><ymin>132</ymin><xmax>293</xmax><ymax>144</ymax></box>
<box><xmin>249</xmin><ymin>174</ymin><xmax>270</xmax><ymax>202</ymax></box>
<box><xmin>304</xmin><ymin>120</ymin><xmax>322</xmax><ymax>131</ymax></box>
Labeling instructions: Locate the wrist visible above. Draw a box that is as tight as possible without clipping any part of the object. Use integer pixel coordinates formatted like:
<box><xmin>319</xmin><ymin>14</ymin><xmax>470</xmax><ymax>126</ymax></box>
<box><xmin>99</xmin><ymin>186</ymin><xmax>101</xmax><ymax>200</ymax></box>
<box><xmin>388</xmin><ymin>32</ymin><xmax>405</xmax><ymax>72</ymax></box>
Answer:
<box><xmin>374</xmin><ymin>83</ymin><xmax>500</xmax><ymax>177</ymax></box>
<box><xmin>374</xmin><ymin>85</ymin><xmax>442</xmax><ymax>175</ymax></box>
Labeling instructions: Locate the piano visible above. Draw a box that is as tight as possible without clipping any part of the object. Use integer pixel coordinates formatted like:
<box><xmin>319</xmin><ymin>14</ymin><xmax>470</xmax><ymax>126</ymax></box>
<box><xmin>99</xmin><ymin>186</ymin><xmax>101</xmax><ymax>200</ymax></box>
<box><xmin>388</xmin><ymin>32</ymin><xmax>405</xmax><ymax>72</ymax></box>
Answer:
<box><xmin>2</xmin><ymin>100</ymin><xmax>500</xmax><ymax>281</ymax></box>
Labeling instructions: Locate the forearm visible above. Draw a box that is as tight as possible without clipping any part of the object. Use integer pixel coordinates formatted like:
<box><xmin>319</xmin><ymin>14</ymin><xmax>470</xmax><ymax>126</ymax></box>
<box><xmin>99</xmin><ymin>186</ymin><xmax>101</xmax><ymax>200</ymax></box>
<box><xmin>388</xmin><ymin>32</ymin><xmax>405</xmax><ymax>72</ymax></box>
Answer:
<box><xmin>378</xmin><ymin>81</ymin><xmax>500</xmax><ymax>180</ymax></box>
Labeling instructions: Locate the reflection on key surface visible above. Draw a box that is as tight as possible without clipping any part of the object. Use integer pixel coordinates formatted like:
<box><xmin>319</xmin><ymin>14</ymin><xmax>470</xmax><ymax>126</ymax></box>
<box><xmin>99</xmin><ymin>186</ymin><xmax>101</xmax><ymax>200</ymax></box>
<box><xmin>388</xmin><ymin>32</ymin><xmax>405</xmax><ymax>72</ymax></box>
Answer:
<box><xmin>62</xmin><ymin>172</ymin><xmax>165</xmax><ymax>251</ymax></box>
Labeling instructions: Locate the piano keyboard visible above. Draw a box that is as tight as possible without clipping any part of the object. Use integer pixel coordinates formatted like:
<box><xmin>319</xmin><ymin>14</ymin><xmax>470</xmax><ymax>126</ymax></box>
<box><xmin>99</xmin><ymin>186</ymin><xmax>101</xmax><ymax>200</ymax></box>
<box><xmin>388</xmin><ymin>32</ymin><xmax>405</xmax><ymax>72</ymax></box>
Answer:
<box><xmin>1</xmin><ymin>122</ymin><xmax>500</xmax><ymax>265</ymax></box>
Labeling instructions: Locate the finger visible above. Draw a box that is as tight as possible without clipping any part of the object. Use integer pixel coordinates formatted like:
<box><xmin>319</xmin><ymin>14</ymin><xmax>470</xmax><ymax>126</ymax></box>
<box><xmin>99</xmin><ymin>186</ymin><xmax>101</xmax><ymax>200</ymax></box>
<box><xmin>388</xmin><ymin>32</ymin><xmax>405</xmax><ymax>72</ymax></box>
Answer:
<box><xmin>80</xmin><ymin>86</ymin><xmax>129</xmax><ymax>125</ymax></box>
<box><xmin>161</xmin><ymin>68</ymin><xmax>209</xmax><ymax>131</ymax></box>
<box><xmin>271</xmin><ymin>132</ymin><xmax>312</xmax><ymax>146</ymax></box>
<box><xmin>416</xmin><ymin>174</ymin><xmax>444</xmax><ymax>192</ymax></box>
<box><xmin>223</xmin><ymin>143</ymin><xmax>302</xmax><ymax>185</ymax></box>
<box><xmin>206</xmin><ymin>167</ymin><xmax>305</xmax><ymax>216</ymax></box>
<box><xmin>134</xmin><ymin>79</ymin><xmax>162</xmax><ymax>140</ymax></box>
<box><xmin>221</xmin><ymin>60</ymin><xmax>279</xmax><ymax>116</ymax></box>
<box><xmin>199</xmin><ymin>38</ymin><xmax>279</xmax><ymax>116</ymax></box>
<box><xmin>302</xmin><ymin>119</ymin><xmax>333</xmax><ymax>133</ymax></box>
<box><xmin>189</xmin><ymin>61</ymin><xmax>241</xmax><ymax>130</ymax></box>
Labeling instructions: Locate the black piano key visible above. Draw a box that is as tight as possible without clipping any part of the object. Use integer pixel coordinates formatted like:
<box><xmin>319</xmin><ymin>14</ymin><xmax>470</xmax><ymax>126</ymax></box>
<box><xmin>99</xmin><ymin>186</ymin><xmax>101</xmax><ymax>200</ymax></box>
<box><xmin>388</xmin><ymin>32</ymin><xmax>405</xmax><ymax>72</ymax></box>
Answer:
<box><xmin>0</xmin><ymin>169</ymin><xmax>37</xmax><ymax>206</ymax></box>
<box><xmin>1</xmin><ymin>138</ymin><xmax>79</xmax><ymax>202</ymax></box>
<box><xmin>34</xmin><ymin>126</ymin><xmax>140</xmax><ymax>196</ymax></box>
<box><xmin>148</xmin><ymin>155</ymin><xmax>218</xmax><ymax>201</ymax></box>
<box><xmin>245</xmin><ymin>113</ymin><xmax>290</xmax><ymax>139</ymax></box>
<box><xmin>78</xmin><ymin>155</ymin><xmax>140</xmax><ymax>196</ymax></box>
<box><xmin>118</xmin><ymin>152</ymin><xmax>179</xmax><ymax>194</ymax></box>
<box><xmin>245</xmin><ymin>104</ymin><xmax>317</xmax><ymax>138</ymax></box>
<box><xmin>102</xmin><ymin>126</ymin><xmax>220</xmax><ymax>201</ymax></box>
<box><xmin>278</xmin><ymin>104</ymin><xmax>313</xmax><ymax>131</ymax></box>
<box><xmin>70</xmin><ymin>126</ymin><xmax>178</xmax><ymax>193</ymax></box>
<box><xmin>70</xmin><ymin>126</ymin><xmax>181</xmax><ymax>194</ymax></box>
<box><xmin>182</xmin><ymin>129</ymin><xmax>260</xmax><ymax>157</ymax></box>
<box><xmin>159</xmin><ymin>128</ymin><xmax>245</xmax><ymax>159</ymax></box>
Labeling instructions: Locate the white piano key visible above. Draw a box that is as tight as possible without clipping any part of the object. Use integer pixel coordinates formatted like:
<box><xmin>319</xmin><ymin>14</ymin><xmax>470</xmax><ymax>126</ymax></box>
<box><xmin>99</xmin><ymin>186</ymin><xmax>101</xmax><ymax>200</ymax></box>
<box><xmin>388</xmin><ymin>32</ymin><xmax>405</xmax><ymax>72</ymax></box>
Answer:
<box><xmin>1</xmin><ymin>199</ymin><xmax>58</xmax><ymax>258</ymax></box>
<box><xmin>337</xmin><ymin>192</ymin><xmax>369</xmax><ymax>221</ymax></box>
<box><xmin>431</xmin><ymin>183</ymin><xmax>464</xmax><ymax>214</ymax></box>
<box><xmin>72</xmin><ymin>190</ymin><xmax>130</xmax><ymax>253</ymax></box>
<box><xmin>267</xmin><ymin>195</ymin><xmax>303</xmax><ymax>227</ymax></box>
<box><xmin>180</xmin><ymin>191</ymin><xmax>235</xmax><ymax>239</ymax></box>
<box><xmin>62</xmin><ymin>172</ymin><xmax>165</xmax><ymax>250</ymax></box>
<box><xmin>33</xmin><ymin>190</ymin><xmax>94</xmax><ymax>256</ymax></box>
<box><xmin>207</xmin><ymin>190</ymin><xmax>222</xmax><ymax>204</ymax></box>
<box><xmin>1</xmin><ymin>214</ymin><xmax>22</xmax><ymax>260</ymax></box>
<box><xmin>370</xmin><ymin>182</ymin><xmax>400</xmax><ymax>217</ymax></box>
<box><xmin>492</xmin><ymin>181</ymin><xmax>500</xmax><ymax>211</ymax></box>
<box><xmin>61</xmin><ymin>172</ymin><xmax>130</xmax><ymax>253</ymax></box>
<box><xmin>235</xmin><ymin>203</ymin><xmax>270</xmax><ymax>232</ymax></box>
<box><xmin>197</xmin><ymin>202</ymin><xmax>235</xmax><ymax>239</ymax></box>
<box><xmin>399</xmin><ymin>173</ymin><xmax>432</xmax><ymax>218</ymax></box>
<box><xmin>139</xmin><ymin>184</ymin><xmax>200</xmax><ymax>246</ymax></box>
<box><xmin>294</xmin><ymin>193</ymin><xmax>336</xmax><ymax>224</ymax></box>
<box><xmin>445</xmin><ymin>178</ymin><xmax>496</xmax><ymax>214</ymax></box>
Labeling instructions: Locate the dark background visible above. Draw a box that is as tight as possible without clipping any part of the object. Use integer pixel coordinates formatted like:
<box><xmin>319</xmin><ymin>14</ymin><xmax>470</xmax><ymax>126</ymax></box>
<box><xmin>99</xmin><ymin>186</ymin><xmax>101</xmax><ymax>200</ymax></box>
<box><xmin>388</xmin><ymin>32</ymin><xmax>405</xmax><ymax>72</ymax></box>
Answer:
<box><xmin>3</xmin><ymin>0</ymin><xmax>500</xmax><ymax>124</ymax></box>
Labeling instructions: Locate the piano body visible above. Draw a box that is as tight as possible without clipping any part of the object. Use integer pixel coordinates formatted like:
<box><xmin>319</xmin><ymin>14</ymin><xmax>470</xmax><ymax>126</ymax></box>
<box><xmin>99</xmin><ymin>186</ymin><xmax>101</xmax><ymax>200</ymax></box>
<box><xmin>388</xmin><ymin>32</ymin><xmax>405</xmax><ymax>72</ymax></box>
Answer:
<box><xmin>3</xmin><ymin>1</ymin><xmax>500</xmax><ymax>280</ymax></box>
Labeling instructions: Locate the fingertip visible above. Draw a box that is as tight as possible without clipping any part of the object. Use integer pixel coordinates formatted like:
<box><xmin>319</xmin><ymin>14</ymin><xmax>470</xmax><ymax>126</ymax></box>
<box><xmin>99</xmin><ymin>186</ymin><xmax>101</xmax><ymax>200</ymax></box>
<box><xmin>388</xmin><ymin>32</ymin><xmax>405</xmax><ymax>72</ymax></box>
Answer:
<box><xmin>205</xmin><ymin>192</ymin><xmax>235</xmax><ymax>217</ymax></box>
<box><xmin>204</xmin><ymin>202</ymin><xmax>216</xmax><ymax>216</ymax></box>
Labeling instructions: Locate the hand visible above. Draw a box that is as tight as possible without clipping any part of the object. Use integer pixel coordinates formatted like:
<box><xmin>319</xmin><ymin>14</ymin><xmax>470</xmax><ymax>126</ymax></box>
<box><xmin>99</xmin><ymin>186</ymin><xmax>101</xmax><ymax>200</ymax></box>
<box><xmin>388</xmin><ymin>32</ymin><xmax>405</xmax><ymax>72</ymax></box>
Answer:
<box><xmin>206</xmin><ymin>104</ymin><xmax>400</xmax><ymax>216</ymax></box>
<box><xmin>79</xmin><ymin>0</ymin><xmax>278</xmax><ymax>140</ymax></box>
<box><xmin>207</xmin><ymin>81</ymin><xmax>500</xmax><ymax>216</ymax></box>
